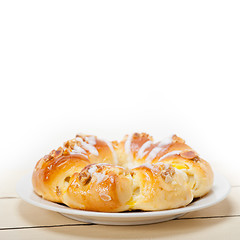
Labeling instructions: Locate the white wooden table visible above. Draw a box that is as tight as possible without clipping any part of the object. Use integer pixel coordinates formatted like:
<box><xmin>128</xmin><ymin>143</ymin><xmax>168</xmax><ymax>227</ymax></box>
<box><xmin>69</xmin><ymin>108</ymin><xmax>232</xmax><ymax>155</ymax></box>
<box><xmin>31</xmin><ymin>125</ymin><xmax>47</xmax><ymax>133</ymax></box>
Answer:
<box><xmin>1</xmin><ymin>168</ymin><xmax>240</xmax><ymax>240</ymax></box>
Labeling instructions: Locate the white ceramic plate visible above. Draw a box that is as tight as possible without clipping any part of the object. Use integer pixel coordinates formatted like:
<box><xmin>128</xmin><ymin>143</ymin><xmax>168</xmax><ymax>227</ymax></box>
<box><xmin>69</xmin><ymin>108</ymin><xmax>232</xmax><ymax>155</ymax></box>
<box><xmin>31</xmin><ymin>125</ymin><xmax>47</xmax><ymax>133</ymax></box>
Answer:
<box><xmin>16</xmin><ymin>173</ymin><xmax>230</xmax><ymax>225</ymax></box>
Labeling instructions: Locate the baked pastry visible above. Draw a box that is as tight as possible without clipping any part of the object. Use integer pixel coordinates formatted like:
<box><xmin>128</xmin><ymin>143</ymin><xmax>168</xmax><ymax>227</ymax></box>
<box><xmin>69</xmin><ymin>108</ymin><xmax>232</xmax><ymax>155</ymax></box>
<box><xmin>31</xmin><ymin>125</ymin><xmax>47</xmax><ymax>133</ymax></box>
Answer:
<box><xmin>32</xmin><ymin>133</ymin><xmax>213</xmax><ymax>212</ymax></box>
<box><xmin>62</xmin><ymin>164</ymin><xmax>134</xmax><ymax>212</ymax></box>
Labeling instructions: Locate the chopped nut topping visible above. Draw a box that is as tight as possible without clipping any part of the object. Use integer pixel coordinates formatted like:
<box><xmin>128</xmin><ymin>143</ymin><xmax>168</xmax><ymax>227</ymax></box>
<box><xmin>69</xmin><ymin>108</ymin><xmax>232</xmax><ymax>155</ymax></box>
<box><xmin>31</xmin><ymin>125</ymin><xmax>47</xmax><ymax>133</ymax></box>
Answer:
<box><xmin>37</xmin><ymin>159</ymin><xmax>45</xmax><ymax>169</ymax></box>
<box><xmin>172</xmin><ymin>135</ymin><xmax>185</xmax><ymax>144</ymax></box>
<box><xmin>111</xmin><ymin>141</ymin><xmax>118</xmax><ymax>149</ymax></box>
<box><xmin>54</xmin><ymin>147</ymin><xmax>64</xmax><ymax>158</ymax></box>
<box><xmin>133</xmin><ymin>133</ymin><xmax>140</xmax><ymax>139</ymax></box>
<box><xmin>79</xmin><ymin>171</ymin><xmax>91</xmax><ymax>185</ymax></box>
<box><xmin>132</xmin><ymin>133</ymin><xmax>153</xmax><ymax>142</ymax></box>
<box><xmin>160</xmin><ymin>166</ymin><xmax>175</xmax><ymax>182</ymax></box>
<box><xmin>63</xmin><ymin>141</ymin><xmax>70</xmax><ymax>148</ymax></box>
<box><xmin>64</xmin><ymin>139</ymin><xmax>76</xmax><ymax>149</ymax></box>
<box><xmin>180</xmin><ymin>150</ymin><xmax>198</xmax><ymax>160</ymax></box>
<box><xmin>76</xmin><ymin>134</ymin><xmax>84</xmax><ymax>138</ymax></box>
<box><xmin>43</xmin><ymin>154</ymin><xmax>50</xmax><ymax>161</ymax></box>
<box><xmin>193</xmin><ymin>156</ymin><xmax>200</xmax><ymax>162</ymax></box>
<box><xmin>43</xmin><ymin>147</ymin><xmax>64</xmax><ymax>162</ymax></box>
<box><xmin>42</xmin><ymin>155</ymin><xmax>51</xmax><ymax>162</ymax></box>
<box><xmin>63</xmin><ymin>148</ymin><xmax>71</xmax><ymax>155</ymax></box>
<box><xmin>49</xmin><ymin>150</ymin><xmax>55</xmax><ymax>158</ymax></box>
<box><xmin>56</xmin><ymin>186</ymin><xmax>61</xmax><ymax>196</ymax></box>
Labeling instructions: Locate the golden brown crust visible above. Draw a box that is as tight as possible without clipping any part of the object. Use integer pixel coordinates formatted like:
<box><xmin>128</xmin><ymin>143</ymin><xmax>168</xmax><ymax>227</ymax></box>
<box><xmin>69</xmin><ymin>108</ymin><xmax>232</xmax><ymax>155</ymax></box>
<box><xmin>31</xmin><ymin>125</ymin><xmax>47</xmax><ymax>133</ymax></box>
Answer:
<box><xmin>32</xmin><ymin>132</ymin><xmax>214</xmax><ymax>212</ymax></box>
<box><xmin>130</xmin><ymin>163</ymin><xmax>193</xmax><ymax>210</ymax></box>
<box><xmin>62</xmin><ymin>164</ymin><xmax>133</xmax><ymax>212</ymax></box>
<box><xmin>32</xmin><ymin>147</ymin><xmax>90</xmax><ymax>202</ymax></box>
<box><xmin>154</xmin><ymin>146</ymin><xmax>214</xmax><ymax>198</ymax></box>
<box><xmin>115</xmin><ymin>133</ymin><xmax>154</xmax><ymax>167</ymax></box>
<box><xmin>64</xmin><ymin>135</ymin><xmax>117</xmax><ymax>165</ymax></box>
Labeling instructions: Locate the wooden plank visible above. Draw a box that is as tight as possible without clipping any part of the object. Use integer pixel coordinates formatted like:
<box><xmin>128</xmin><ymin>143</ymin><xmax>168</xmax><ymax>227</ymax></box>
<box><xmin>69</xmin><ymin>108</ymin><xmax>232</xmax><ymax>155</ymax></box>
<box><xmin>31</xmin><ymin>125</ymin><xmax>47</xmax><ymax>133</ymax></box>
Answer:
<box><xmin>0</xmin><ymin>199</ymin><xmax>85</xmax><ymax>229</ymax></box>
<box><xmin>0</xmin><ymin>217</ymin><xmax>239</xmax><ymax>240</ymax></box>
<box><xmin>0</xmin><ymin>187</ymin><xmax>239</xmax><ymax>229</ymax></box>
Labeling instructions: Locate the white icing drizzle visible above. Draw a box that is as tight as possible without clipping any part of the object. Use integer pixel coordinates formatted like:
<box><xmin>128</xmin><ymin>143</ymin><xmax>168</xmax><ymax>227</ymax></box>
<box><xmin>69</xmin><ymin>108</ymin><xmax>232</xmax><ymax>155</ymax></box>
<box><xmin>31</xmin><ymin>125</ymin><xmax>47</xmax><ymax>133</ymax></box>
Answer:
<box><xmin>76</xmin><ymin>137</ymin><xmax>99</xmax><ymax>156</ymax></box>
<box><xmin>124</xmin><ymin>133</ymin><xmax>133</xmax><ymax>154</ymax></box>
<box><xmin>87</xmin><ymin>165</ymin><xmax>108</xmax><ymax>184</ymax></box>
<box><xmin>144</xmin><ymin>135</ymin><xmax>174</xmax><ymax>163</ymax></box>
<box><xmin>139</xmin><ymin>162</ymin><xmax>170</xmax><ymax>171</ymax></box>
<box><xmin>124</xmin><ymin>133</ymin><xmax>134</xmax><ymax>166</ymax></box>
<box><xmin>96</xmin><ymin>163</ymin><xmax>112</xmax><ymax>166</ymax></box>
<box><xmin>127</xmin><ymin>162</ymin><xmax>139</xmax><ymax>169</ymax></box>
<box><xmin>88</xmin><ymin>165</ymin><xmax>98</xmax><ymax>175</ymax></box>
<box><xmin>158</xmin><ymin>150</ymin><xmax>182</xmax><ymax>161</ymax></box>
<box><xmin>85</xmin><ymin>136</ymin><xmax>96</xmax><ymax>145</ymax></box>
<box><xmin>73</xmin><ymin>145</ymin><xmax>87</xmax><ymax>154</ymax></box>
<box><xmin>96</xmin><ymin>172</ymin><xmax>107</xmax><ymax>184</ymax></box>
<box><xmin>137</xmin><ymin>140</ymin><xmax>153</xmax><ymax>159</ymax></box>
<box><xmin>75</xmin><ymin>137</ymin><xmax>83</xmax><ymax>142</ymax></box>
<box><xmin>158</xmin><ymin>134</ymin><xmax>174</xmax><ymax>148</ymax></box>
<box><xmin>102</xmin><ymin>139</ymin><xmax>118</xmax><ymax>165</ymax></box>
<box><xmin>97</xmin><ymin>162</ymin><xmax>125</xmax><ymax>170</ymax></box>
<box><xmin>139</xmin><ymin>163</ymin><xmax>155</xmax><ymax>170</ymax></box>
<box><xmin>68</xmin><ymin>144</ymin><xmax>88</xmax><ymax>157</ymax></box>
<box><xmin>145</xmin><ymin>146</ymin><xmax>163</xmax><ymax>163</ymax></box>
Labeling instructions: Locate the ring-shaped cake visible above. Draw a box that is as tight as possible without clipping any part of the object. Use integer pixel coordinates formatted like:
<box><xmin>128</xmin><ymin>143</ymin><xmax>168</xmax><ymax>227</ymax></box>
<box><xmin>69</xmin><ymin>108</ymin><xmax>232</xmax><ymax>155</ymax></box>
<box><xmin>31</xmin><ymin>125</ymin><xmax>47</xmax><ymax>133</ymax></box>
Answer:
<box><xmin>32</xmin><ymin>133</ymin><xmax>213</xmax><ymax>212</ymax></box>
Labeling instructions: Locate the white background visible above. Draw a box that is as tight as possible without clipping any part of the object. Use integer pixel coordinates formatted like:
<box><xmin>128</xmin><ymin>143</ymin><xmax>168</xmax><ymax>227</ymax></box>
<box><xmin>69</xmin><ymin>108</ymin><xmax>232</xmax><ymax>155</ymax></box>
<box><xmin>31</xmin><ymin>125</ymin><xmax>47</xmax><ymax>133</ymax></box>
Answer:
<box><xmin>0</xmin><ymin>1</ymin><xmax>239</xmax><ymax>185</ymax></box>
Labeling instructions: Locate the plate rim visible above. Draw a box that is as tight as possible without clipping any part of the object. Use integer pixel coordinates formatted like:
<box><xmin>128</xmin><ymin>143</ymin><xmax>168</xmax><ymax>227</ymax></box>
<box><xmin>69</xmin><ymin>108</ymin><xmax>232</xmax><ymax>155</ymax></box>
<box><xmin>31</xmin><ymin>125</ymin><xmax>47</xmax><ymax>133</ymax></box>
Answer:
<box><xmin>16</xmin><ymin>172</ymin><xmax>231</xmax><ymax>218</ymax></box>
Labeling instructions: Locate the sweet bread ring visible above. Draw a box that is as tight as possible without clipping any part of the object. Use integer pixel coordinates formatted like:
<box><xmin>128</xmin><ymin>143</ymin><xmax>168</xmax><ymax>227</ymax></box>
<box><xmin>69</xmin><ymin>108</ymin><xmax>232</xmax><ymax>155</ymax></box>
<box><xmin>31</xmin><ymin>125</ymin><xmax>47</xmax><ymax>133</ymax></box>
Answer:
<box><xmin>32</xmin><ymin>133</ymin><xmax>214</xmax><ymax>212</ymax></box>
